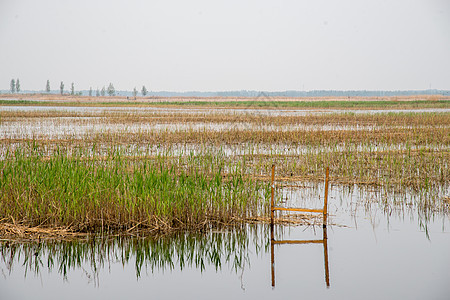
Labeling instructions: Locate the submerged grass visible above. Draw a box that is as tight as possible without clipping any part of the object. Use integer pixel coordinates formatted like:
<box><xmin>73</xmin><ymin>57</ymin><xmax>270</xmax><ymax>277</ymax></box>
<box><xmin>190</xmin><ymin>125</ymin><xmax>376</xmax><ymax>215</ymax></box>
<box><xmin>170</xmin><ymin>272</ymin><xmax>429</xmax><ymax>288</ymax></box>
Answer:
<box><xmin>2</xmin><ymin>110</ymin><xmax>449</xmax><ymax>126</ymax></box>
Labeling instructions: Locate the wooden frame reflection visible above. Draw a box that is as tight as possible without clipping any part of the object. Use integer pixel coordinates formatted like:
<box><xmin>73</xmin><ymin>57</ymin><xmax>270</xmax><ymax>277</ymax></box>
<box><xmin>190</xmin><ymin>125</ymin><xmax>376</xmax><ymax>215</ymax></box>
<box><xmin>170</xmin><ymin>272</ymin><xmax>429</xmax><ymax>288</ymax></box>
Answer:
<box><xmin>270</xmin><ymin>224</ymin><xmax>330</xmax><ymax>288</ymax></box>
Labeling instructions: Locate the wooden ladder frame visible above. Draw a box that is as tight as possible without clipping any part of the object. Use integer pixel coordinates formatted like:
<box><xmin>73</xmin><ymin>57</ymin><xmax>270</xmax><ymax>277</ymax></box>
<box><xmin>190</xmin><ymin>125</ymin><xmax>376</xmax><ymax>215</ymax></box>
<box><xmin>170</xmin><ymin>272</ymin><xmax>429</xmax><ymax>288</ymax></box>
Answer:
<box><xmin>269</xmin><ymin>165</ymin><xmax>331</xmax><ymax>288</ymax></box>
<box><xmin>270</xmin><ymin>165</ymin><xmax>329</xmax><ymax>225</ymax></box>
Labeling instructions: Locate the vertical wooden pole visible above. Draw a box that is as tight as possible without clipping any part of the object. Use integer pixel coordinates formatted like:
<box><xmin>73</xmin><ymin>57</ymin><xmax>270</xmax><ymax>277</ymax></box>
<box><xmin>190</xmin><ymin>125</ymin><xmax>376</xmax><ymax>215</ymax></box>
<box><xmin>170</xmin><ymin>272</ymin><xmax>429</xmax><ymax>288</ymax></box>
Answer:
<box><xmin>323</xmin><ymin>167</ymin><xmax>329</xmax><ymax>226</ymax></box>
<box><xmin>270</xmin><ymin>164</ymin><xmax>275</xmax><ymax>224</ymax></box>
<box><xmin>323</xmin><ymin>167</ymin><xmax>330</xmax><ymax>287</ymax></box>
<box><xmin>270</xmin><ymin>224</ymin><xmax>275</xmax><ymax>287</ymax></box>
<box><xmin>323</xmin><ymin>225</ymin><xmax>330</xmax><ymax>287</ymax></box>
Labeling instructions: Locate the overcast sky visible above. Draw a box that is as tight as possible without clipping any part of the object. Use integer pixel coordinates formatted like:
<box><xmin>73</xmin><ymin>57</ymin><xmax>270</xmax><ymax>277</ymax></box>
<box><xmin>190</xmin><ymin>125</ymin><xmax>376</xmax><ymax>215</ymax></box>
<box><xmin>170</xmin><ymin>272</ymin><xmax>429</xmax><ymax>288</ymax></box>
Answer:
<box><xmin>1</xmin><ymin>0</ymin><xmax>449</xmax><ymax>91</ymax></box>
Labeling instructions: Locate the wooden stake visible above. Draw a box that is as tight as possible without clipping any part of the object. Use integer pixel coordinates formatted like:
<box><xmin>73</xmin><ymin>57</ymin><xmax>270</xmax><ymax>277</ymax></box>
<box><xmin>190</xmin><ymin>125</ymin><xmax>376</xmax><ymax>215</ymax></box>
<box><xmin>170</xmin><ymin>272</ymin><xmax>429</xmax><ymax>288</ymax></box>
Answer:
<box><xmin>273</xmin><ymin>207</ymin><xmax>323</xmax><ymax>213</ymax></box>
<box><xmin>323</xmin><ymin>167</ymin><xmax>329</xmax><ymax>225</ymax></box>
<box><xmin>270</xmin><ymin>164</ymin><xmax>275</xmax><ymax>224</ymax></box>
<box><xmin>323</xmin><ymin>225</ymin><xmax>330</xmax><ymax>287</ymax></box>
<box><xmin>270</xmin><ymin>224</ymin><xmax>275</xmax><ymax>287</ymax></box>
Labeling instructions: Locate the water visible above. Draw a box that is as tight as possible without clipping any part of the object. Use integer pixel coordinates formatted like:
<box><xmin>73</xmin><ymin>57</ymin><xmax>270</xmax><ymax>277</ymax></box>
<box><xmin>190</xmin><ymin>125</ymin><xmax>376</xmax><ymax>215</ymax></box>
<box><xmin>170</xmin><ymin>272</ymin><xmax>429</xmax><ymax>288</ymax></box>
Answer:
<box><xmin>2</xmin><ymin>106</ymin><xmax>447</xmax><ymax>143</ymax></box>
<box><xmin>0</xmin><ymin>118</ymin><xmax>386</xmax><ymax>139</ymax></box>
<box><xmin>1</xmin><ymin>185</ymin><xmax>448</xmax><ymax>300</ymax></box>
<box><xmin>1</xmin><ymin>105</ymin><xmax>449</xmax><ymax>115</ymax></box>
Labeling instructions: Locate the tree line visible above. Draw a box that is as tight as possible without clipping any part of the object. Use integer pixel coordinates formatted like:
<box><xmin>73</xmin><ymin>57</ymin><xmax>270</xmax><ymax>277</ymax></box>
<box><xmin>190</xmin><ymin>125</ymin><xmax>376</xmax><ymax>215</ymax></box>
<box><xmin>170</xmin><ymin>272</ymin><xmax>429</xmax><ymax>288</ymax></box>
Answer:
<box><xmin>8</xmin><ymin>79</ymin><xmax>149</xmax><ymax>97</ymax></box>
<box><xmin>6</xmin><ymin>79</ymin><xmax>449</xmax><ymax>97</ymax></box>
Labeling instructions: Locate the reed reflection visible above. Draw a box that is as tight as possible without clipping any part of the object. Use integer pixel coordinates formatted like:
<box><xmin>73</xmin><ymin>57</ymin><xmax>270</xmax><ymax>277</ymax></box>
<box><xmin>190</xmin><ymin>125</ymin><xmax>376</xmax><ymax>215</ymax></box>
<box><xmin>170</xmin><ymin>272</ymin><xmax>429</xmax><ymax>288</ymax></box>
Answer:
<box><xmin>0</xmin><ymin>227</ymin><xmax>267</xmax><ymax>284</ymax></box>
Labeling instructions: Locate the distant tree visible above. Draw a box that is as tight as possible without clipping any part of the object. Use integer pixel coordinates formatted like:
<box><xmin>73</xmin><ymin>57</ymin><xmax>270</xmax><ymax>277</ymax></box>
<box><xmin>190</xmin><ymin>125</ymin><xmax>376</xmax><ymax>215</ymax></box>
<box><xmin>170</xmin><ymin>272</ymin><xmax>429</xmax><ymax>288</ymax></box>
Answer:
<box><xmin>16</xmin><ymin>79</ymin><xmax>20</xmax><ymax>93</ymax></box>
<box><xmin>60</xmin><ymin>81</ymin><xmax>64</xmax><ymax>95</ymax></box>
<box><xmin>141</xmin><ymin>85</ymin><xmax>148</xmax><ymax>96</ymax></box>
<box><xmin>89</xmin><ymin>87</ymin><xmax>93</xmax><ymax>96</ymax></box>
<box><xmin>101</xmin><ymin>86</ymin><xmax>106</xmax><ymax>96</ymax></box>
<box><xmin>70</xmin><ymin>82</ymin><xmax>75</xmax><ymax>95</ymax></box>
<box><xmin>107</xmin><ymin>83</ymin><xmax>115</xmax><ymax>96</ymax></box>
<box><xmin>96</xmin><ymin>88</ymin><xmax>100</xmax><ymax>97</ymax></box>
<box><xmin>133</xmin><ymin>87</ymin><xmax>138</xmax><ymax>98</ymax></box>
<box><xmin>10</xmin><ymin>79</ymin><xmax>15</xmax><ymax>93</ymax></box>
<box><xmin>46</xmin><ymin>80</ymin><xmax>51</xmax><ymax>93</ymax></box>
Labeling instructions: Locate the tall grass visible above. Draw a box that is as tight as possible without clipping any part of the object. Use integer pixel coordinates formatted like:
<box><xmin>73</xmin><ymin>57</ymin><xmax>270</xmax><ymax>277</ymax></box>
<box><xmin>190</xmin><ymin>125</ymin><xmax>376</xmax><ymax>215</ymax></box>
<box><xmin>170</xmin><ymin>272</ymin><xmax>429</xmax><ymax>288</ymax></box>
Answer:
<box><xmin>0</xmin><ymin>148</ymin><xmax>271</xmax><ymax>232</ymax></box>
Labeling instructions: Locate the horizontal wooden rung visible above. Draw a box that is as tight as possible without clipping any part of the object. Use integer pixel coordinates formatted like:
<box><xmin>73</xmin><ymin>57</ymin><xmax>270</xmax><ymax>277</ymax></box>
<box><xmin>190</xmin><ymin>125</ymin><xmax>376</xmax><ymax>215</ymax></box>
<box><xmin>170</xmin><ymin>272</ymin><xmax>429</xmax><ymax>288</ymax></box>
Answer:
<box><xmin>272</xmin><ymin>239</ymin><xmax>324</xmax><ymax>245</ymax></box>
<box><xmin>272</xmin><ymin>207</ymin><xmax>324</xmax><ymax>213</ymax></box>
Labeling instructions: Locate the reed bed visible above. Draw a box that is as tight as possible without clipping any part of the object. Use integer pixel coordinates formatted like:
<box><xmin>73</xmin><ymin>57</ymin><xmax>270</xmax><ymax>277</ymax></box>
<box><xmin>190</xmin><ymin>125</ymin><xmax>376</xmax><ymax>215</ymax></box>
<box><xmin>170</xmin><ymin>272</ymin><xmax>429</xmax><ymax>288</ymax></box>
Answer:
<box><xmin>84</xmin><ymin>126</ymin><xmax>450</xmax><ymax>146</ymax></box>
<box><xmin>148</xmin><ymin>99</ymin><xmax>450</xmax><ymax>109</ymax></box>
<box><xmin>0</xmin><ymin>149</ymin><xmax>271</xmax><ymax>233</ymax></box>
<box><xmin>2</xmin><ymin>126</ymin><xmax>448</xmax><ymax>147</ymax></box>
<box><xmin>1</xmin><ymin>143</ymin><xmax>446</xmax><ymax>220</ymax></box>
<box><xmin>1</xmin><ymin>98</ymin><xmax>449</xmax><ymax>108</ymax></box>
<box><xmin>1</xmin><ymin>110</ymin><xmax>449</xmax><ymax>127</ymax></box>
<box><xmin>0</xmin><ymin>108</ymin><xmax>448</xmax><ymax>233</ymax></box>
<box><xmin>4</xmin><ymin>142</ymin><xmax>446</xmax><ymax>192</ymax></box>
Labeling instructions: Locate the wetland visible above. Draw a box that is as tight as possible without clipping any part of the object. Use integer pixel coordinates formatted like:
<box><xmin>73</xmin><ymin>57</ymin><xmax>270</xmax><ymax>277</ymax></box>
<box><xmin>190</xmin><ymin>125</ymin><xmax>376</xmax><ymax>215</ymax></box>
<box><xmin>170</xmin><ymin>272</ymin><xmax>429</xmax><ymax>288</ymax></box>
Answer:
<box><xmin>0</xmin><ymin>97</ymin><xmax>448</xmax><ymax>299</ymax></box>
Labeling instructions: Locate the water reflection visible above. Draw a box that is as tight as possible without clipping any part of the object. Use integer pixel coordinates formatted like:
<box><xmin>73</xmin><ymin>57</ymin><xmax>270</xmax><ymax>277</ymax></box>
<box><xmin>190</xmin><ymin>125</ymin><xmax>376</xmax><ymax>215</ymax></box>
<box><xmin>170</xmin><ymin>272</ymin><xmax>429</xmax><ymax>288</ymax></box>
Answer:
<box><xmin>270</xmin><ymin>224</ymin><xmax>330</xmax><ymax>288</ymax></box>
<box><xmin>0</xmin><ymin>227</ymin><xmax>268</xmax><ymax>285</ymax></box>
<box><xmin>1</xmin><ymin>184</ymin><xmax>447</xmax><ymax>286</ymax></box>
<box><xmin>1</xmin><ymin>215</ymin><xmax>449</xmax><ymax>299</ymax></box>
<box><xmin>1</xmin><ymin>223</ymin><xmax>334</xmax><ymax>289</ymax></box>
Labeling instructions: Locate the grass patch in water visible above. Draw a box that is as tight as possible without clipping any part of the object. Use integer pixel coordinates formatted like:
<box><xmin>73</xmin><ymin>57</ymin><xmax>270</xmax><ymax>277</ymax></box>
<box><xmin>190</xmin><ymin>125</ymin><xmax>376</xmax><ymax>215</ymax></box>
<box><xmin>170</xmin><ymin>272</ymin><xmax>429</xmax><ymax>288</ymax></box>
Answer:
<box><xmin>0</xmin><ymin>149</ymin><xmax>271</xmax><ymax>233</ymax></box>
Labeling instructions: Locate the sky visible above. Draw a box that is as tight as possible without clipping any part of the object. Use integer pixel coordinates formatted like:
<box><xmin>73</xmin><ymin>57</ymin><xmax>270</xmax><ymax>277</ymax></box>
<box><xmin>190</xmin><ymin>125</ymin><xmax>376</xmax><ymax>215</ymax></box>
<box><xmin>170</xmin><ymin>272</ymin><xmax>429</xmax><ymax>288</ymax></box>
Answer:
<box><xmin>1</xmin><ymin>0</ymin><xmax>449</xmax><ymax>92</ymax></box>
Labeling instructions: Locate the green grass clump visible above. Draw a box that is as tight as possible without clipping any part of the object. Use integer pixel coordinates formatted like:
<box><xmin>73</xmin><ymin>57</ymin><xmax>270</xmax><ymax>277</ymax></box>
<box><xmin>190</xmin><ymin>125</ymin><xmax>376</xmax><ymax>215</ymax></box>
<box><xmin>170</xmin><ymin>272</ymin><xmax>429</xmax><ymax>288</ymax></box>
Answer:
<box><xmin>0</xmin><ymin>149</ymin><xmax>270</xmax><ymax>232</ymax></box>
<box><xmin>0</xmin><ymin>100</ymin><xmax>40</xmax><ymax>105</ymax></box>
